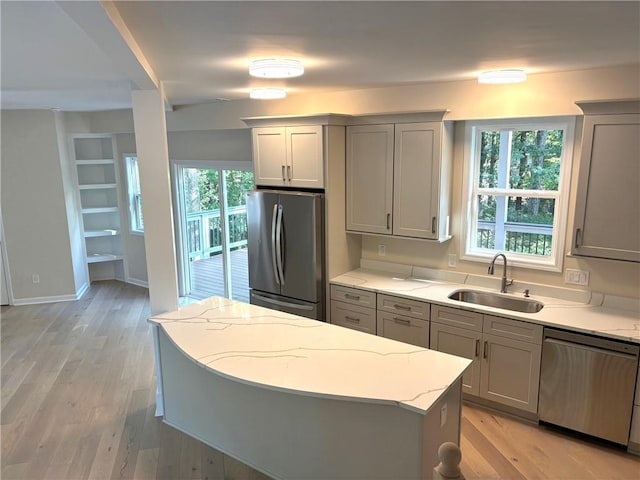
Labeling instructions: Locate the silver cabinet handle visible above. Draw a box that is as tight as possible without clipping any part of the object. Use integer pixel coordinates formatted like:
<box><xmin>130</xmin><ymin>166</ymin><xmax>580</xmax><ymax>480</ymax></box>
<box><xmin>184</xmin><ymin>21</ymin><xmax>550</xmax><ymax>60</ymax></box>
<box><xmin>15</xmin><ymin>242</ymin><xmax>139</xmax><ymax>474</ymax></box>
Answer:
<box><xmin>393</xmin><ymin>304</ymin><xmax>411</xmax><ymax>311</ymax></box>
<box><xmin>281</xmin><ymin>165</ymin><xmax>286</xmax><ymax>181</ymax></box>
<box><xmin>345</xmin><ymin>293</ymin><xmax>360</xmax><ymax>301</ymax></box>
<box><xmin>431</xmin><ymin>216</ymin><xmax>437</xmax><ymax>234</ymax></box>
<box><xmin>386</xmin><ymin>213</ymin><xmax>391</xmax><ymax>230</ymax></box>
<box><xmin>475</xmin><ymin>339</ymin><xmax>480</xmax><ymax>357</ymax></box>
<box><xmin>483</xmin><ymin>340</ymin><xmax>489</xmax><ymax>359</ymax></box>
<box><xmin>287</xmin><ymin>165</ymin><xmax>291</xmax><ymax>181</ymax></box>
<box><xmin>345</xmin><ymin>316</ymin><xmax>360</xmax><ymax>323</ymax></box>
<box><xmin>393</xmin><ymin>317</ymin><xmax>411</xmax><ymax>326</ymax></box>
<box><xmin>574</xmin><ymin>228</ymin><xmax>582</xmax><ymax>248</ymax></box>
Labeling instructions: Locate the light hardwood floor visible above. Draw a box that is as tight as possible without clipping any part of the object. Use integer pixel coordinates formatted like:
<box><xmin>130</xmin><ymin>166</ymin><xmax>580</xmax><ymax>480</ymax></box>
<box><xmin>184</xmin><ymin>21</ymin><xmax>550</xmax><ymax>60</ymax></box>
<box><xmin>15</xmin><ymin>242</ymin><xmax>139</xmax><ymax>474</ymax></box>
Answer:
<box><xmin>2</xmin><ymin>281</ymin><xmax>638</xmax><ymax>479</ymax></box>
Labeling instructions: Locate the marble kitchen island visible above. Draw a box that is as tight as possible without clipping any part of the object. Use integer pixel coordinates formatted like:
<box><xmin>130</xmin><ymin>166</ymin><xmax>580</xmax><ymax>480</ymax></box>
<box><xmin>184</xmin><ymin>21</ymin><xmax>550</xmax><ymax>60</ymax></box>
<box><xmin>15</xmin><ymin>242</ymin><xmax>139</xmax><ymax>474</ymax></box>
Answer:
<box><xmin>149</xmin><ymin>297</ymin><xmax>471</xmax><ymax>480</ymax></box>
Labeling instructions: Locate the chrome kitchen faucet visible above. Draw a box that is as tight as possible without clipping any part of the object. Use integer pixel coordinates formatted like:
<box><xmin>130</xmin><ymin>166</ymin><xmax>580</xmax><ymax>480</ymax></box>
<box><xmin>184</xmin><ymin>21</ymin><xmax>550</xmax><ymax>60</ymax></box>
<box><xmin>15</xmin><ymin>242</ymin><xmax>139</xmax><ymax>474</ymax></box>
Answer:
<box><xmin>488</xmin><ymin>253</ymin><xmax>513</xmax><ymax>293</ymax></box>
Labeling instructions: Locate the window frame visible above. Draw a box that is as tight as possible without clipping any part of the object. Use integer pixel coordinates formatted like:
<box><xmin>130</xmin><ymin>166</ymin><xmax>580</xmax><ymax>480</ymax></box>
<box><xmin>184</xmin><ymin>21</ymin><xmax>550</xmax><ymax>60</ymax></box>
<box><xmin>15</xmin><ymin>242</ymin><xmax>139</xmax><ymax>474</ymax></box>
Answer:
<box><xmin>124</xmin><ymin>154</ymin><xmax>144</xmax><ymax>235</ymax></box>
<box><xmin>460</xmin><ymin>116</ymin><xmax>575</xmax><ymax>272</ymax></box>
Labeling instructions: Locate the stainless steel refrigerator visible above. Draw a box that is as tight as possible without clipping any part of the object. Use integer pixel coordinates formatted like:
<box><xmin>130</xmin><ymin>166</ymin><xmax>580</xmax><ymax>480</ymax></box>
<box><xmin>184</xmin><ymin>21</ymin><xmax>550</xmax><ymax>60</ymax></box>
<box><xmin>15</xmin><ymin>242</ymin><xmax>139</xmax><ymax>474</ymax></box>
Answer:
<box><xmin>247</xmin><ymin>190</ymin><xmax>325</xmax><ymax>320</ymax></box>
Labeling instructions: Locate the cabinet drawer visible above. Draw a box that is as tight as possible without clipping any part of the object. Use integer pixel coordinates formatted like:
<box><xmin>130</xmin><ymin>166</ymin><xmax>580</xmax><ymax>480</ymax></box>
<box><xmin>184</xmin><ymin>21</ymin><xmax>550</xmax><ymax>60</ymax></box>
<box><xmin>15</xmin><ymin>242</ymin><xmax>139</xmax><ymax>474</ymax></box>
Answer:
<box><xmin>431</xmin><ymin>305</ymin><xmax>483</xmax><ymax>332</ymax></box>
<box><xmin>376</xmin><ymin>312</ymin><xmax>429</xmax><ymax>348</ymax></box>
<box><xmin>377</xmin><ymin>294</ymin><xmax>430</xmax><ymax>320</ymax></box>
<box><xmin>483</xmin><ymin>315</ymin><xmax>542</xmax><ymax>344</ymax></box>
<box><xmin>330</xmin><ymin>284</ymin><xmax>376</xmax><ymax>308</ymax></box>
<box><xmin>330</xmin><ymin>300</ymin><xmax>376</xmax><ymax>334</ymax></box>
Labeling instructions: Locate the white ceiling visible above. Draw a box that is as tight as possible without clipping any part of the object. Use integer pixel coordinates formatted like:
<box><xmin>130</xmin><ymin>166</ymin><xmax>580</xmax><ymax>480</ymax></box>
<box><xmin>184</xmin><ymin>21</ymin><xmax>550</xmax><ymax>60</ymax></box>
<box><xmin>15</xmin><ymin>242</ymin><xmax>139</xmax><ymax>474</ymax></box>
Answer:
<box><xmin>2</xmin><ymin>1</ymin><xmax>639</xmax><ymax>111</ymax></box>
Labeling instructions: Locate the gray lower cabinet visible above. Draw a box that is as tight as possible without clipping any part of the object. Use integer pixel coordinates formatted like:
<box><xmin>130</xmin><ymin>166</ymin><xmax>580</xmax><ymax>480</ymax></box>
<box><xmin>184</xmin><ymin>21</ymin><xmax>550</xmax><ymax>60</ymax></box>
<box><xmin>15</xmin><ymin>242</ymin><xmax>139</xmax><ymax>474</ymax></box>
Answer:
<box><xmin>376</xmin><ymin>294</ymin><xmax>430</xmax><ymax>347</ymax></box>
<box><xmin>430</xmin><ymin>305</ymin><xmax>542</xmax><ymax>414</ymax></box>
<box><xmin>330</xmin><ymin>285</ymin><xmax>376</xmax><ymax>334</ymax></box>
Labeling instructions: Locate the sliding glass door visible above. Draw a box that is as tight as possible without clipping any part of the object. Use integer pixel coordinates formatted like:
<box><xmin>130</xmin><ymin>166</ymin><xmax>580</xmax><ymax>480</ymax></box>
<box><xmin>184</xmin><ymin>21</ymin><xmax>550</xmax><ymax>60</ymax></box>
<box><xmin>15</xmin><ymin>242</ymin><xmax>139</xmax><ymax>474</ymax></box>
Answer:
<box><xmin>175</xmin><ymin>164</ymin><xmax>254</xmax><ymax>301</ymax></box>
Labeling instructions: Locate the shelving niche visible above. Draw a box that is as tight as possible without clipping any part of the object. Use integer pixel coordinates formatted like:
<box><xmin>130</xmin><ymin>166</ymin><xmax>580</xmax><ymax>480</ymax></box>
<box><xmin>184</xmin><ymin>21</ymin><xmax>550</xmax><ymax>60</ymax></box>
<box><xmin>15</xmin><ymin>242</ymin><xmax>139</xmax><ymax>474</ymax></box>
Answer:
<box><xmin>72</xmin><ymin>135</ymin><xmax>125</xmax><ymax>281</ymax></box>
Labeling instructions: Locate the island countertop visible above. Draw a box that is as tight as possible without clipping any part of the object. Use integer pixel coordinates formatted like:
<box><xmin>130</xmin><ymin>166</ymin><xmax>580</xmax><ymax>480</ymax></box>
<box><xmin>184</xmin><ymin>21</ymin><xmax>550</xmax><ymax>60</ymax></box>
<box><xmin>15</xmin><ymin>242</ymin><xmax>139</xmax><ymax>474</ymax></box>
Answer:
<box><xmin>149</xmin><ymin>296</ymin><xmax>471</xmax><ymax>415</ymax></box>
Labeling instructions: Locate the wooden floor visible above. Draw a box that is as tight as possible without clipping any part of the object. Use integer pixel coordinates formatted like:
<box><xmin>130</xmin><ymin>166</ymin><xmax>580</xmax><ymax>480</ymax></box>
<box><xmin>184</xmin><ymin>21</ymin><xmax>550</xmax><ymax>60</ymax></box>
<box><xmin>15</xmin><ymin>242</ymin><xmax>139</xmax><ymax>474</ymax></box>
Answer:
<box><xmin>190</xmin><ymin>248</ymin><xmax>249</xmax><ymax>303</ymax></box>
<box><xmin>2</xmin><ymin>281</ymin><xmax>638</xmax><ymax>479</ymax></box>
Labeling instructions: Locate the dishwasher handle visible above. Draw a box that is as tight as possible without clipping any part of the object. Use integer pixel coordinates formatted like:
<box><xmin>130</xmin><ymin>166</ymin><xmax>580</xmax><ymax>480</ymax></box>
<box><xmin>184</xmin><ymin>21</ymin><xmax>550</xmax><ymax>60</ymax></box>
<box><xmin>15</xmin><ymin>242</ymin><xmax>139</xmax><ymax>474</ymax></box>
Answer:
<box><xmin>544</xmin><ymin>337</ymin><xmax>639</xmax><ymax>361</ymax></box>
<box><xmin>544</xmin><ymin>328</ymin><xmax>639</xmax><ymax>357</ymax></box>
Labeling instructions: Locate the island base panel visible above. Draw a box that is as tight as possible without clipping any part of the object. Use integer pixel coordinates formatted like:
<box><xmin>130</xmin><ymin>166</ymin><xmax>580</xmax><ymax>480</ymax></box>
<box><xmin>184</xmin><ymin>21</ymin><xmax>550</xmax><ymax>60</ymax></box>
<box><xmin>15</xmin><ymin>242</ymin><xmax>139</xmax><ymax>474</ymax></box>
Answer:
<box><xmin>158</xmin><ymin>328</ymin><xmax>461</xmax><ymax>480</ymax></box>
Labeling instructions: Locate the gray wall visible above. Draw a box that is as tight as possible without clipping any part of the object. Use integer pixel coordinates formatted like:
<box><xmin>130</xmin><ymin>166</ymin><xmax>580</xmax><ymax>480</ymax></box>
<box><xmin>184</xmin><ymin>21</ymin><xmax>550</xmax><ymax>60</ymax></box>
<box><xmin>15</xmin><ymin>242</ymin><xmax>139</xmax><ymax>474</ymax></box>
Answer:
<box><xmin>1</xmin><ymin>110</ymin><xmax>84</xmax><ymax>302</ymax></box>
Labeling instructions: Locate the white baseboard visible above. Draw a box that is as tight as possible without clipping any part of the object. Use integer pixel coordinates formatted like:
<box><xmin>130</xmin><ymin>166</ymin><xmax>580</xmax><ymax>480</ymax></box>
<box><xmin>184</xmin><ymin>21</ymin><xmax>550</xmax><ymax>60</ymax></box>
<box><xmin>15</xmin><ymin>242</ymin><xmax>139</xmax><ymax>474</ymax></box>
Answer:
<box><xmin>13</xmin><ymin>291</ymin><xmax>84</xmax><ymax>306</ymax></box>
<box><xmin>126</xmin><ymin>277</ymin><xmax>149</xmax><ymax>288</ymax></box>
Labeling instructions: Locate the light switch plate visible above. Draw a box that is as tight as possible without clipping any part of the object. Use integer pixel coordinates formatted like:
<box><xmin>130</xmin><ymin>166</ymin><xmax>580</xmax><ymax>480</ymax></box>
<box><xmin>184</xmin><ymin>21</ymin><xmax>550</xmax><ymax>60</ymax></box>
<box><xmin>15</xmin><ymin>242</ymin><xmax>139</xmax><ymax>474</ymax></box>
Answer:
<box><xmin>565</xmin><ymin>268</ymin><xmax>589</xmax><ymax>286</ymax></box>
<box><xmin>378</xmin><ymin>244</ymin><xmax>386</xmax><ymax>256</ymax></box>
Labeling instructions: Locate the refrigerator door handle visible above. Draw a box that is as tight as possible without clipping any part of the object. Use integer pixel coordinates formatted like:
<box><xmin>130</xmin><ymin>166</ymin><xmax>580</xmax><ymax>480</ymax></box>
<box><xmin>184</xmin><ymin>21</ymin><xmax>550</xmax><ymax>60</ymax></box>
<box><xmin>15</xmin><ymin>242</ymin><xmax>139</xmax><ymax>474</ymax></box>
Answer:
<box><xmin>251</xmin><ymin>292</ymin><xmax>314</xmax><ymax>311</ymax></box>
<box><xmin>275</xmin><ymin>204</ymin><xmax>285</xmax><ymax>285</ymax></box>
<box><xmin>271</xmin><ymin>203</ymin><xmax>280</xmax><ymax>285</ymax></box>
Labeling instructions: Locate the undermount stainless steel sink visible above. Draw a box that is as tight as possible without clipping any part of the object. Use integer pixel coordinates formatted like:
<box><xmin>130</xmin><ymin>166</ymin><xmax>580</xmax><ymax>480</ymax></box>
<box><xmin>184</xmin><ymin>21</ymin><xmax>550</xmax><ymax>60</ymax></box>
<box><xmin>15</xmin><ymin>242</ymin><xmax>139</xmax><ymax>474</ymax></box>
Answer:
<box><xmin>447</xmin><ymin>290</ymin><xmax>544</xmax><ymax>313</ymax></box>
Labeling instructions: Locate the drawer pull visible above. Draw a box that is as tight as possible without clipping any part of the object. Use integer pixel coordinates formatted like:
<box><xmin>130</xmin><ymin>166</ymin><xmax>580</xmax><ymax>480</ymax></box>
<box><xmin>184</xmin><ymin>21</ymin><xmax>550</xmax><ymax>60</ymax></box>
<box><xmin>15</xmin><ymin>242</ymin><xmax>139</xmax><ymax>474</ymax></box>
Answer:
<box><xmin>393</xmin><ymin>304</ymin><xmax>411</xmax><ymax>311</ymax></box>
<box><xmin>345</xmin><ymin>316</ymin><xmax>360</xmax><ymax>323</ymax></box>
<box><xmin>475</xmin><ymin>339</ymin><xmax>480</xmax><ymax>357</ymax></box>
<box><xmin>393</xmin><ymin>317</ymin><xmax>411</xmax><ymax>326</ymax></box>
<box><xmin>345</xmin><ymin>293</ymin><xmax>361</xmax><ymax>301</ymax></box>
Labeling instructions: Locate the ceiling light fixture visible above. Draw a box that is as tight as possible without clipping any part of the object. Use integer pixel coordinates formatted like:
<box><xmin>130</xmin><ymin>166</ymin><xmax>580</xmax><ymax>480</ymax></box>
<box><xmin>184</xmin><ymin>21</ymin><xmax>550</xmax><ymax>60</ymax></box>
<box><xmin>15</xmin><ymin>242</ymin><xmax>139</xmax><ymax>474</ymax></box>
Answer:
<box><xmin>250</xmin><ymin>88</ymin><xmax>287</xmax><ymax>100</ymax></box>
<box><xmin>478</xmin><ymin>69</ymin><xmax>527</xmax><ymax>84</ymax></box>
<box><xmin>249</xmin><ymin>58</ymin><xmax>304</xmax><ymax>78</ymax></box>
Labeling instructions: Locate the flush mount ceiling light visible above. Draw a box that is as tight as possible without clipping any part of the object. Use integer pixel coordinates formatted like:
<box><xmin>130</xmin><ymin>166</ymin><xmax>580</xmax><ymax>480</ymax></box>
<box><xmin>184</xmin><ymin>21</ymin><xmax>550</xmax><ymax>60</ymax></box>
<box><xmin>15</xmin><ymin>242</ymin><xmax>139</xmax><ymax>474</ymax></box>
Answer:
<box><xmin>478</xmin><ymin>69</ymin><xmax>527</xmax><ymax>84</ymax></box>
<box><xmin>249</xmin><ymin>58</ymin><xmax>304</xmax><ymax>78</ymax></box>
<box><xmin>250</xmin><ymin>88</ymin><xmax>287</xmax><ymax>100</ymax></box>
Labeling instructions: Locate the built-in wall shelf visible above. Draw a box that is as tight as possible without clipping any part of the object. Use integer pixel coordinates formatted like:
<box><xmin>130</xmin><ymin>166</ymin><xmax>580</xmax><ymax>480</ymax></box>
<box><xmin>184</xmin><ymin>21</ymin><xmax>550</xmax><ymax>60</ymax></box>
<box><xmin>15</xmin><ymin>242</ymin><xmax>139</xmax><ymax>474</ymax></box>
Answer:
<box><xmin>84</xmin><ymin>229</ymin><xmax>120</xmax><ymax>238</ymax></box>
<box><xmin>71</xmin><ymin>134</ymin><xmax>126</xmax><ymax>281</ymax></box>
<box><xmin>87</xmin><ymin>253</ymin><xmax>124</xmax><ymax>264</ymax></box>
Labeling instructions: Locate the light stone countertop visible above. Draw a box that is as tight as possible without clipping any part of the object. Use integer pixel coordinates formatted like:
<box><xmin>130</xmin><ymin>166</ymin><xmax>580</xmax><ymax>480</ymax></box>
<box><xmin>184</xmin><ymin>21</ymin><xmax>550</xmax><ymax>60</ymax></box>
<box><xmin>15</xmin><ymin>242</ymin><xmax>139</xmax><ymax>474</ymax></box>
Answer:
<box><xmin>330</xmin><ymin>260</ymin><xmax>640</xmax><ymax>344</ymax></box>
<box><xmin>149</xmin><ymin>296</ymin><xmax>471</xmax><ymax>415</ymax></box>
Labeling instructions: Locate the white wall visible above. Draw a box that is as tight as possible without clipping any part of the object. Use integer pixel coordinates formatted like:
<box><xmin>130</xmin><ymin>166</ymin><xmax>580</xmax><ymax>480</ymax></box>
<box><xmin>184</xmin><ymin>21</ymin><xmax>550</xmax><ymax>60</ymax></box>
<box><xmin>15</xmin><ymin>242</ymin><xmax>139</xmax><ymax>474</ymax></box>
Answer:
<box><xmin>0</xmin><ymin>110</ymin><xmax>82</xmax><ymax>302</ymax></box>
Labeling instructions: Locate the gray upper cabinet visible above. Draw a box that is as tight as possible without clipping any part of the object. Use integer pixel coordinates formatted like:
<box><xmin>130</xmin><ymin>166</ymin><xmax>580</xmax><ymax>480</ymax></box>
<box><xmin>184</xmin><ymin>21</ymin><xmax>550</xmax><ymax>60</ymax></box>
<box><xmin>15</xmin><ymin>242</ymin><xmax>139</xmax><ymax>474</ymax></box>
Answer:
<box><xmin>346</xmin><ymin>112</ymin><xmax>453</xmax><ymax>241</ymax></box>
<box><xmin>572</xmin><ymin>100</ymin><xmax>640</xmax><ymax>262</ymax></box>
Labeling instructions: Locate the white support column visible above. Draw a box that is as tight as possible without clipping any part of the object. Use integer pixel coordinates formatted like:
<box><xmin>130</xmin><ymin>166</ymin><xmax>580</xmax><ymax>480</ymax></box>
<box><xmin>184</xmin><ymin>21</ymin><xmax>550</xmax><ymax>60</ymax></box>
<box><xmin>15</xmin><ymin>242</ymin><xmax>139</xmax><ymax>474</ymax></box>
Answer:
<box><xmin>131</xmin><ymin>86</ymin><xmax>179</xmax><ymax>315</ymax></box>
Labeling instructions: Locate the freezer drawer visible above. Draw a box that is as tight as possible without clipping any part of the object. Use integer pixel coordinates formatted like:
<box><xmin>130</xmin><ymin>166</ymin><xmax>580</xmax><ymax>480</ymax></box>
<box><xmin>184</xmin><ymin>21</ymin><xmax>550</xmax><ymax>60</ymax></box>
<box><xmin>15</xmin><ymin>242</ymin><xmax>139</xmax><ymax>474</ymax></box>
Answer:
<box><xmin>539</xmin><ymin>329</ymin><xmax>639</xmax><ymax>445</ymax></box>
<box><xmin>250</xmin><ymin>290</ymin><xmax>322</xmax><ymax>321</ymax></box>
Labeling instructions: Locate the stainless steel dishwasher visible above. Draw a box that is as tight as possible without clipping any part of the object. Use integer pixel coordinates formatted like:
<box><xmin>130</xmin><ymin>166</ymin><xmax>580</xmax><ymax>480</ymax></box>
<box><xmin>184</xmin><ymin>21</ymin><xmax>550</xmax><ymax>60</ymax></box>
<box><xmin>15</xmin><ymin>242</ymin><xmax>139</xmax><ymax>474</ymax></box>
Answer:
<box><xmin>539</xmin><ymin>328</ymin><xmax>639</xmax><ymax>445</ymax></box>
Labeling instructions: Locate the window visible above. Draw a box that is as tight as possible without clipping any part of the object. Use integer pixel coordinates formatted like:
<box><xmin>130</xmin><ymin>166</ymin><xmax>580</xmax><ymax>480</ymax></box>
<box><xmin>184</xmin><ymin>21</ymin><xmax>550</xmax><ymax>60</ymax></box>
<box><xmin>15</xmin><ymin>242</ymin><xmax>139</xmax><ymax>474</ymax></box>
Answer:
<box><xmin>461</xmin><ymin>117</ymin><xmax>574</xmax><ymax>271</ymax></box>
<box><xmin>124</xmin><ymin>155</ymin><xmax>143</xmax><ymax>233</ymax></box>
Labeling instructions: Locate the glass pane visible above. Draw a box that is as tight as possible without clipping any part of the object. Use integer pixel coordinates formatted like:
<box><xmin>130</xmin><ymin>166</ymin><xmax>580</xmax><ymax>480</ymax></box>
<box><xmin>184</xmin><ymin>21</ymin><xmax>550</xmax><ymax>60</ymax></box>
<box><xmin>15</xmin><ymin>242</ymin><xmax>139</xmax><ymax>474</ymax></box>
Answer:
<box><xmin>475</xmin><ymin>195</ymin><xmax>496</xmax><ymax>249</ymax></box>
<box><xmin>225</xmin><ymin>170</ymin><xmax>254</xmax><ymax>303</ymax></box>
<box><xmin>182</xmin><ymin>168</ymin><xmax>223</xmax><ymax>298</ymax></box>
<box><xmin>509</xmin><ymin>129</ymin><xmax>563</xmax><ymax>191</ymax></box>
<box><xmin>474</xmin><ymin>195</ymin><xmax>554</xmax><ymax>257</ymax></box>
<box><xmin>476</xmin><ymin>130</ymin><xmax>501</xmax><ymax>188</ymax></box>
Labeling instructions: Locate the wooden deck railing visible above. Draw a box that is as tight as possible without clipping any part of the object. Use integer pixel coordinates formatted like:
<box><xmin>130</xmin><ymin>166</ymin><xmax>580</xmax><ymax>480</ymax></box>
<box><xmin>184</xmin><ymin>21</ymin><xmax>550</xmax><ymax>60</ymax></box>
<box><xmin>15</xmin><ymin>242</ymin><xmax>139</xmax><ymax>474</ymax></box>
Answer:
<box><xmin>186</xmin><ymin>205</ymin><xmax>248</xmax><ymax>260</ymax></box>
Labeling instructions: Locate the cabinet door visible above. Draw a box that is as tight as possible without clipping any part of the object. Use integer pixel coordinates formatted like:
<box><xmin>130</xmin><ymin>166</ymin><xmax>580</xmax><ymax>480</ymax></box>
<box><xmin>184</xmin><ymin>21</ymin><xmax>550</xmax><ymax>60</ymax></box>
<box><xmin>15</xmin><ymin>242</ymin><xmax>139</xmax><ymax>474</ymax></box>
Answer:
<box><xmin>286</xmin><ymin>126</ymin><xmax>324</xmax><ymax>189</ymax></box>
<box><xmin>430</xmin><ymin>322</ymin><xmax>481</xmax><ymax>396</ymax></box>
<box><xmin>393</xmin><ymin>122</ymin><xmax>441</xmax><ymax>239</ymax></box>
<box><xmin>572</xmin><ymin>113</ymin><xmax>640</xmax><ymax>262</ymax></box>
<box><xmin>346</xmin><ymin>124</ymin><xmax>394</xmax><ymax>234</ymax></box>
<box><xmin>377</xmin><ymin>312</ymin><xmax>429</xmax><ymax>348</ymax></box>
<box><xmin>480</xmin><ymin>333</ymin><xmax>541</xmax><ymax>413</ymax></box>
<box><xmin>252</xmin><ymin>127</ymin><xmax>287</xmax><ymax>187</ymax></box>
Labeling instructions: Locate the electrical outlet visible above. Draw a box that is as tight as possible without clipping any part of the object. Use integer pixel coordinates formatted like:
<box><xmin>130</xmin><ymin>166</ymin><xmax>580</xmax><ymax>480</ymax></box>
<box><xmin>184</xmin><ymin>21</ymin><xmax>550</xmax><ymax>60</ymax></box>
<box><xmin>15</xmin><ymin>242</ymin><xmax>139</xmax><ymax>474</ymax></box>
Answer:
<box><xmin>378</xmin><ymin>244</ymin><xmax>386</xmax><ymax>256</ymax></box>
<box><xmin>565</xmin><ymin>268</ymin><xmax>589</xmax><ymax>286</ymax></box>
<box><xmin>447</xmin><ymin>254</ymin><xmax>457</xmax><ymax>268</ymax></box>
<box><xmin>32</xmin><ymin>274</ymin><xmax>40</xmax><ymax>284</ymax></box>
